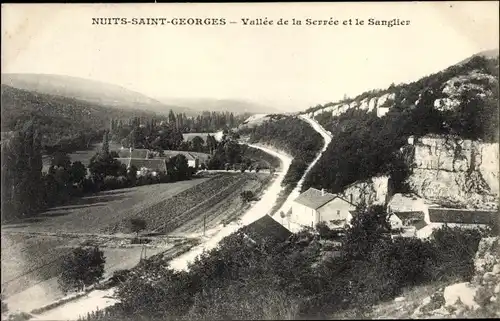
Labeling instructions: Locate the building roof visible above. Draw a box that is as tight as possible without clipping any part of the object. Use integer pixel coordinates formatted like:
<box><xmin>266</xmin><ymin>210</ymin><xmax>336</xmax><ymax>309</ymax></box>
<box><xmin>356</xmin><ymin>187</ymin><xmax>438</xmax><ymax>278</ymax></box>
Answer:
<box><xmin>293</xmin><ymin>187</ymin><xmax>354</xmax><ymax>210</ymax></box>
<box><xmin>413</xmin><ymin>220</ymin><xmax>428</xmax><ymax>230</ymax></box>
<box><xmin>240</xmin><ymin>215</ymin><xmax>292</xmax><ymax>244</ymax></box>
<box><xmin>387</xmin><ymin>193</ymin><xmax>425</xmax><ymax>212</ymax></box>
<box><xmin>394</xmin><ymin>211</ymin><xmax>425</xmax><ymax>222</ymax></box>
<box><xmin>117</xmin><ymin>149</ymin><xmax>149</xmax><ymax>159</ymax></box>
<box><xmin>129</xmin><ymin>158</ymin><xmax>167</xmax><ymax>172</ymax></box>
<box><xmin>162</xmin><ymin>150</ymin><xmax>197</xmax><ymax>161</ymax></box>
<box><xmin>428</xmin><ymin>208</ymin><xmax>498</xmax><ymax>225</ymax></box>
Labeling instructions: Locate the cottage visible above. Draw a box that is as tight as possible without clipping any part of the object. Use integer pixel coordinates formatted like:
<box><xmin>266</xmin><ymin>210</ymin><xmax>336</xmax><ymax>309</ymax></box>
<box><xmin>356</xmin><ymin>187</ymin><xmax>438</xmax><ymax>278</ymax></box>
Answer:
<box><xmin>393</xmin><ymin>211</ymin><xmax>427</xmax><ymax>229</ymax></box>
<box><xmin>416</xmin><ymin>208</ymin><xmax>498</xmax><ymax>239</ymax></box>
<box><xmin>115</xmin><ymin>157</ymin><xmax>167</xmax><ymax>177</ymax></box>
<box><xmin>162</xmin><ymin>150</ymin><xmax>201</xmax><ymax>168</ymax></box>
<box><xmin>240</xmin><ymin>214</ymin><xmax>292</xmax><ymax>246</ymax></box>
<box><xmin>291</xmin><ymin>188</ymin><xmax>356</xmax><ymax>229</ymax></box>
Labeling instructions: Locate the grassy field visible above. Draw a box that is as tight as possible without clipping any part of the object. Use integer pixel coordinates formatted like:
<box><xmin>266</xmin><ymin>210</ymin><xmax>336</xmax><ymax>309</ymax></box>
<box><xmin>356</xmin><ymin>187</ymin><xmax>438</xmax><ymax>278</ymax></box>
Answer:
<box><xmin>2</xmin><ymin>178</ymin><xmax>209</xmax><ymax>234</ymax></box>
<box><xmin>103</xmin><ymin>172</ymin><xmax>271</xmax><ymax>234</ymax></box>
<box><xmin>1</xmin><ymin>172</ymin><xmax>273</xmax><ymax>312</ymax></box>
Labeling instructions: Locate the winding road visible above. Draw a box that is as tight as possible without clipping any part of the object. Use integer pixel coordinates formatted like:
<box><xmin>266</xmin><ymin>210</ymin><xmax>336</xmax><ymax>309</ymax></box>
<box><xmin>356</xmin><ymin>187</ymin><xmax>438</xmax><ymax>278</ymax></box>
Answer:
<box><xmin>272</xmin><ymin>115</ymin><xmax>332</xmax><ymax>229</ymax></box>
<box><xmin>27</xmin><ymin>113</ymin><xmax>332</xmax><ymax>321</ymax></box>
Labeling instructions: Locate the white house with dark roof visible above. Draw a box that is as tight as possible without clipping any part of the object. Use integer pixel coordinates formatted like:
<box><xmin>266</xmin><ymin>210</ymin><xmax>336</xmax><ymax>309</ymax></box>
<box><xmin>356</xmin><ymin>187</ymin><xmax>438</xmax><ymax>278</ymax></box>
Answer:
<box><xmin>291</xmin><ymin>187</ymin><xmax>356</xmax><ymax>228</ymax></box>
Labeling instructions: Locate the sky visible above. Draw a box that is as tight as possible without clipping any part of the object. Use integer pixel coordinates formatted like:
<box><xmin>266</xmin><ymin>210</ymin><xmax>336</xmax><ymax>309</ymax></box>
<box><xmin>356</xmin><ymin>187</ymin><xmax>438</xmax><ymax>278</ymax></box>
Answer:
<box><xmin>2</xmin><ymin>2</ymin><xmax>499</xmax><ymax>112</ymax></box>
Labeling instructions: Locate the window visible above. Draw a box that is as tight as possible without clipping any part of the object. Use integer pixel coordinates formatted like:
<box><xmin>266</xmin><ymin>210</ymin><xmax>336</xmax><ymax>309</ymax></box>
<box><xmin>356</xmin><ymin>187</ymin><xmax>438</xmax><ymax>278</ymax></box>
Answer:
<box><xmin>337</xmin><ymin>210</ymin><xmax>341</xmax><ymax>216</ymax></box>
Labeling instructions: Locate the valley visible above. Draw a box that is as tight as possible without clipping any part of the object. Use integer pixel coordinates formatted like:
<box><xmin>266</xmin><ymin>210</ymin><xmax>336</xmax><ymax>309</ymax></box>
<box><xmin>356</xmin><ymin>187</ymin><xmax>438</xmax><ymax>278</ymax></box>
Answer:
<box><xmin>1</xmin><ymin>7</ymin><xmax>499</xmax><ymax>318</ymax></box>
<box><xmin>1</xmin><ymin>171</ymin><xmax>274</xmax><ymax>315</ymax></box>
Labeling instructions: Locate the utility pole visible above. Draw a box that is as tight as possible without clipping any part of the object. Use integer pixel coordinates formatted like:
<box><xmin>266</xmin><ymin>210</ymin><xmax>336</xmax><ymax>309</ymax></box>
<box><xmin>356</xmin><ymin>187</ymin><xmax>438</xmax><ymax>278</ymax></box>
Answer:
<box><xmin>203</xmin><ymin>214</ymin><xmax>206</xmax><ymax>237</ymax></box>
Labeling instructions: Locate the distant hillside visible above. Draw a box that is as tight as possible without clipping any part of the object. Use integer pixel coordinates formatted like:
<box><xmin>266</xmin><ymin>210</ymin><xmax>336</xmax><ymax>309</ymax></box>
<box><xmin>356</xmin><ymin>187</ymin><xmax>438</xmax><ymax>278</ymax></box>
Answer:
<box><xmin>1</xmin><ymin>84</ymin><xmax>157</xmax><ymax>152</ymax></box>
<box><xmin>456</xmin><ymin>48</ymin><xmax>500</xmax><ymax>66</ymax></box>
<box><xmin>158</xmin><ymin>97</ymin><xmax>282</xmax><ymax>115</ymax></box>
<box><xmin>1</xmin><ymin>73</ymin><xmax>197</xmax><ymax>116</ymax></box>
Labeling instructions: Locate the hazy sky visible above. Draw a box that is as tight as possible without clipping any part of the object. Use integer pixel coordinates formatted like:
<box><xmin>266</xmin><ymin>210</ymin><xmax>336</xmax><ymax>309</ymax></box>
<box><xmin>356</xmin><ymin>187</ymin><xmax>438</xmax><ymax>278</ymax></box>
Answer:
<box><xmin>2</xmin><ymin>2</ymin><xmax>499</xmax><ymax>111</ymax></box>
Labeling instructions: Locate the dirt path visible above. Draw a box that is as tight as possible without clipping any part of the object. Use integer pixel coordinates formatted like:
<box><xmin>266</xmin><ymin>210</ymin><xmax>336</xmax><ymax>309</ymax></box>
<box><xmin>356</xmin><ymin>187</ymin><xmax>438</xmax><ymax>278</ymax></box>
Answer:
<box><xmin>272</xmin><ymin>114</ymin><xmax>332</xmax><ymax>228</ymax></box>
<box><xmin>168</xmin><ymin>143</ymin><xmax>293</xmax><ymax>271</ymax></box>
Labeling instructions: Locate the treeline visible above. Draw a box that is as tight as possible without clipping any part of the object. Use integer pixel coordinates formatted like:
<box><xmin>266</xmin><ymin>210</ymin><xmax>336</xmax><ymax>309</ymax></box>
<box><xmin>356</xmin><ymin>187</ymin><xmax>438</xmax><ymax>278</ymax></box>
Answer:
<box><xmin>79</xmin><ymin>205</ymin><xmax>492</xmax><ymax>320</ymax></box>
<box><xmin>239</xmin><ymin>115</ymin><xmax>323</xmax><ymax>190</ymax></box>
<box><xmin>1</xmin><ymin>127</ymin><xmax>192</xmax><ymax>223</ymax></box>
<box><xmin>110</xmin><ymin>110</ymin><xmax>248</xmax><ymax>150</ymax></box>
<box><xmin>303</xmin><ymin>55</ymin><xmax>499</xmax><ymax>193</ymax></box>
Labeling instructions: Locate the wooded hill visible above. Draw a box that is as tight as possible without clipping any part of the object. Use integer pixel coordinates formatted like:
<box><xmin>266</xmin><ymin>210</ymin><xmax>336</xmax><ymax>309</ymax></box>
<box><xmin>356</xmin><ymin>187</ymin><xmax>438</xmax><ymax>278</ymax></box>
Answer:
<box><xmin>1</xmin><ymin>84</ymin><xmax>157</xmax><ymax>153</ymax></box>
<box><xmin>302</xmin><ymin>54</ymin><xmax>499</xmax><ymax>194</ymax></box>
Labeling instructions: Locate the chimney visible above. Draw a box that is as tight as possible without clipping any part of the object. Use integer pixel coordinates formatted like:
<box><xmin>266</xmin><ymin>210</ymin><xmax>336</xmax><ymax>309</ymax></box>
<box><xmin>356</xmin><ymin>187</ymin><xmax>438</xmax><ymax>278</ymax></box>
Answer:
<box><xmin>321</xmin><ymin>188</ymin><xmax>325</xmax><ymax>196</ymax></box>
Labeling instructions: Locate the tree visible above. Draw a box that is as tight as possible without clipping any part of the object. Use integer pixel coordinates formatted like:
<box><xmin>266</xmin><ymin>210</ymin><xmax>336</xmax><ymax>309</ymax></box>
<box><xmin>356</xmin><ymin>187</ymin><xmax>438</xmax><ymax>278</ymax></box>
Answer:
<box><xmin>127</xmin><ymin>165</ymin><xmax>138</xmax><ymax>185</ymax></box>
<box><xmin>101</xmin><ymin>130</ymin><xmax>110</xmax><ymax>155</ymax></box>
<box><xmin>51</xmin><ymin>151</ymin><xmax>71</xmax><ymax>170</ymax></box>
<box><xmin>191</xmin><ymin>136</ymin><xmax>205</xmax><ymax>152</ymax></box>
<box><xmin>1</xmin><ymin>120</ymin><xmax>44</xmax><ymax>221</ymax></box>
<box><xmin>69</xmin><ymin>161</ymin><xmax>87</xmax><ymax>186</ymax></box>
<box><xmin>341</xmin><ymin>204</ymin><xmax>392</xmax><ymax>261</ymax></box>
<box><xmin>88</xmin><ymin>153</ymin><xmax>127</xmax><ymax>182</ymax></box>
<box><xmin>130</xmin><ymin>218</ymin><xmax>147</xmax><ymax>237</ymax></box>
<box><xmin>168</xmin><ymin>154</ymin><xmax>190</xmax><ymax>181</ymax></box>
<box><xmin>58</xmin><ymin>246</ymin><xmax>106</xmax><ymax>293</ymax></box>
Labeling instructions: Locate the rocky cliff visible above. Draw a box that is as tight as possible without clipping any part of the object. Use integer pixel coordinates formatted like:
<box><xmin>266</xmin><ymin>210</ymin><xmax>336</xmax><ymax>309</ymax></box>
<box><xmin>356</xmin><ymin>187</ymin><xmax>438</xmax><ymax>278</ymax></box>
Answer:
<box><xmin>341</xmin><ymin>176</ymin><xmax>390</xmax><ymax>206</ymax></box>
<box><xmin>405</xmin><ymin>135</ymin><xmax>499</xmax><ymax>210</ymax></box>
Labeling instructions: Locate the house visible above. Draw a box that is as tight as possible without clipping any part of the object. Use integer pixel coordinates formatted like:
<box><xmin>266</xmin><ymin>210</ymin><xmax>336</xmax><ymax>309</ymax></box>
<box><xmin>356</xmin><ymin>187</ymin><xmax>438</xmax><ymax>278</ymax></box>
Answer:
<box><xmin>416</xmin><ymin>208</ymin><xmax>498</xmax><ymax>239</ymax></box>
<box><xmin>240</xmin><ymin>214</ymin><xmax>292</xmax><ymax>246</ymax></box>
<box><xmin>161</xmin><ymin>150</ymin><xmax>202</xmax><ymax>168</ymax></box>
<box><xmin>291</xmin><ymin>187</ymin><xmax>356</xmax><ymax>229</ymax></box>
<box><xmin>115</xmin><ymin>157</ymin><xmax>167</xmax><ymax>177</ymax></box>
<box><xmin>393</xmin><ymin>211</ymin><xmax>427</xmax><ymax>229</ymax></box>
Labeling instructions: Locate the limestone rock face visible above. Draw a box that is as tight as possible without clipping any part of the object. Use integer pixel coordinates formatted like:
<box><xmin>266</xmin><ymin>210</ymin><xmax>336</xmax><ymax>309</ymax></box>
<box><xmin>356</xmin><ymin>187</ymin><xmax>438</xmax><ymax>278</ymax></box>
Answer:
<box><xmin>367</xmin><ymin>97</ymin><xmax>377</xmax><ymax>112</ymax></box>
<box><xmin>406</xmin><ymin>136</ymin><xmax>499</xmax><ymax>210</ymax></box>
<box><xmin>342</xmin><ymin>176</ymin><xmax>389</xmax><ymax>206</ymax></box>
<box><xmin>359</xmin><ymin>98</ymin><xmax>369</xmax><ymax>110</ymax></box>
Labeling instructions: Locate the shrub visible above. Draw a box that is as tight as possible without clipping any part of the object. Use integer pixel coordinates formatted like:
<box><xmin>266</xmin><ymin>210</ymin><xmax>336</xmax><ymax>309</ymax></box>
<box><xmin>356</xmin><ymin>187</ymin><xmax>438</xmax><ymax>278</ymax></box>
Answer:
<box><xmin>316</xmin><ymin>222</ymin><xmax>341</xmax><ymax>240</ymax></box>
<box><xmin>429</xmin><ymin>225</ymin><xmax>483</xmax><ymax>282</ymax></box>
<box><xmin>110</xmin><ymin>269</ymin><xmax>131</xmax><ymax>285</ymax></box>
<box><xmin>129</xmin><ymin>218</ymin><xmax>147</xmax><ymax>237</ymax></box>
<box><xmin>58</xmin><ymin>246</ymin><xmax>106</xmax><ymax>293</ymax></box>
<box><xmin>240</xmin><ymin>191</ymin><xmax>254</xmax><ymax>203</ymax></box>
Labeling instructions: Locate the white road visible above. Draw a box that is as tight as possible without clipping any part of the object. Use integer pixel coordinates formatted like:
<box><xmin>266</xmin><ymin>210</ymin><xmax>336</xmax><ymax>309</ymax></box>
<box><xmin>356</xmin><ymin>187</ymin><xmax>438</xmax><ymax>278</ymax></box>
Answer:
<box><xmin>168</xmin><ymin>143</ymin><xmax>293</xmax><ymax>271</ymax></box>
<box><xmin>272</xmin><ymin>115</ymin><xmax>332</xmax><ymax>229</ymax></box>
<box><xmin>26</xmin><ymin>113</ymin><xmax>332</xmax><ymax>320</ymax></box>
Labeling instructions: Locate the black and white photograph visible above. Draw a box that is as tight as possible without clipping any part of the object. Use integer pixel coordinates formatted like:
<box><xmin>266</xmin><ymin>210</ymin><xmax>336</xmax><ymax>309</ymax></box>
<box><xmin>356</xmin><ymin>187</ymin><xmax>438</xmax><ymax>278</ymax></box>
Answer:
<box><xmin>1</xmin><ymin>2</ymin><xmax>499</xmax><ymax>320</ymax></box>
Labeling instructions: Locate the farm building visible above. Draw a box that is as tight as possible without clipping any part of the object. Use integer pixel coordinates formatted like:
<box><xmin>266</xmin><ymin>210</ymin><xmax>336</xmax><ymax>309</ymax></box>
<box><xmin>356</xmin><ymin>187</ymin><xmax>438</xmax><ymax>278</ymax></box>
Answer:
<box><xmin>115</xmin><ymin>157</ymin><xmax>167</xmax><ymax>177</ymax></box>
<box><xmin>290</xmin><ymin>187</ymin><xmax>356</xmax><ymax>229</ymax></box>
<box><xmin>416</xmin><ymin>208</ymin><xmax>498</xmax><ymax>239</ymax></box>
<box><xmin>161</xmin><ymin>150</ymin><xmax>204</xmax><ymax>168</ymax></box>
<box><xmin>240</xmin><ymin>214</ymin><xmax>292</xmax><ymax>246</ymax></box>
